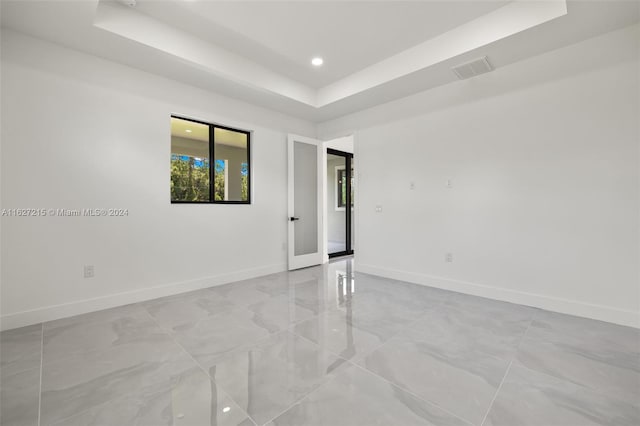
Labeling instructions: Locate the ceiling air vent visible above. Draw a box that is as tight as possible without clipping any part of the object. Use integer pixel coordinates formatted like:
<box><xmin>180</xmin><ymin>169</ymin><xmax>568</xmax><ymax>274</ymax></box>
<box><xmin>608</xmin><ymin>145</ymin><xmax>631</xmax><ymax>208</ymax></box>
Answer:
<box><xmin>452</xmin><ymin>57</ymin><xmax>493</xmax><ymax>80</ymax></box>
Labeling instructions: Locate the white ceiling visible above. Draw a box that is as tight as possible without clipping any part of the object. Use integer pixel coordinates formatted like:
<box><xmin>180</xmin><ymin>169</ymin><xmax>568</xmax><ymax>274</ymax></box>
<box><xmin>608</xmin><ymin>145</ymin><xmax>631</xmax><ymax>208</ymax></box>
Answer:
<box><xmin>1</xmin><ymin>0</ymin><xmax>638</xmax><ymax>122</ymax></box>
<box><xmin>135</xmin><ymin>0</ymin><xmax>509</xmax><ymax>88</ymax></box>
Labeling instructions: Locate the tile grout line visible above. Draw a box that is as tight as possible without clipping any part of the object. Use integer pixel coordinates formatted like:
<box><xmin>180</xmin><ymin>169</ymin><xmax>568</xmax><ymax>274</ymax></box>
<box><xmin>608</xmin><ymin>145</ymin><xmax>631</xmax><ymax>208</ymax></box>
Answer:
<box><xmin>338</xmin><ymin>293</ymin><xmax>452</xmax><ymax>362</ymax></box>
<box><xmin>241</xmin><ymin>314</ymin><xmax>361</xmax><ymax>425</ymax></box>
<box><xmin>290</xmin><ymin>297</ymin><xmax>475</xmax><ymax>426</ymax></box>
<box><xmin>478</xmin><ymin>309</ymin><xmax>537</xmax><ymax>426</ymax></box>
<box><xmin>289</xmin><ymin>290</ymin><xmax>450</xmax><ymax>365</ymax></box>
<box><xmin>44</xmin><ymin>387</ymin><xmax>148</xmax><ymax>426</ymax></box>
<box><xmin>514</xmin><ymin>313</ymin><xmax>536</xmax><ymax>353</ymax></box>
<box><xmin>348</xmin><ymin>360</ymin><xmax>476</xmax><ymax>426</ymax></box>
<box><xmin>253</xmin><ymin>323</ymin><xmax>360</xmax><ymax>425</ymax></box>
<box><xmin>480</xmin><ymin>359</ymin><xmax>513</xmax><ymax>426</ymax></box>
<box><xmin>259</xmin><ymin>355</ymin><xmax>357</xmax><ymax>426</ymax></box>
<box><xmin>37</xmin><ymin>322</ymin><xmax>44</xmax><ymax>426</ymax></box>
<box><xmin>502</xmin><ymin>308</ymin><xmax>618</xmax><ymax>402</ymax></box>
<box><xmin>337</xmin><ymin>292</ymin><xmax>532</xmax><ymax>426</ymax></box>
<box><xmin>139</xmin><ymin>306</ymin><xmax>258</xmax><ymax>426</ymax></box>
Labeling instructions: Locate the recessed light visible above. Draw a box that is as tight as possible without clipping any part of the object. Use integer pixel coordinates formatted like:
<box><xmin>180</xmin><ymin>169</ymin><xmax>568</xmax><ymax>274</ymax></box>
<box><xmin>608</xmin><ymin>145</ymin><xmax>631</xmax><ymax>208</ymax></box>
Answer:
<box><xmin>311</xmin><ymin>57</ymin><xmax>324</xmax><ymax>66</ymax></box>
<box><xmin>185</xmin><ymin>129</ymin><xmax>192</xmax><ymax>133</ymax></box>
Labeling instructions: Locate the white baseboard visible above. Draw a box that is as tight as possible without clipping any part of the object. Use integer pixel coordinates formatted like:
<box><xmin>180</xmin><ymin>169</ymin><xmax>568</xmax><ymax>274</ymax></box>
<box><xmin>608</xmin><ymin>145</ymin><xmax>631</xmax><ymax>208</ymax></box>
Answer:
<box><xmin>0</xmin><ymin>263</ymin><xmax>287</xmax><ymax>331</ymax></box>
<box><xmin>356</xmin><ymin>264</ymin><xmax>640</xmax><ymax>329</ymax></box>
<box><xmin>5</xmin><ymin>263</ymin><xmax>637</xmax><ymax>331</ymax></box>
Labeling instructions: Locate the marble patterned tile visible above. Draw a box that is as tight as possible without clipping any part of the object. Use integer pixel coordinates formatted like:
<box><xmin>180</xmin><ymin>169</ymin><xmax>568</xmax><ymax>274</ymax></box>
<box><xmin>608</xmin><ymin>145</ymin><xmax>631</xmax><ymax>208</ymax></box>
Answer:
<box><xmin>45</xmin><ymin>303</ymin><xmax>145</xmax><ymax>329</ymax></box>
<box><xmin>171</xmin><ymin>306</ymin><xmax>273</xmax><ymax>368</ymax></box>
<box><xmin>516</xmin><ymin>311</ymin><xmax>640</xmax><ymax>406</ymax></box>
<box><xmin>485</xmin><ymin>364</ymin><xmax>640</xmax><ymax>426</ymax></box>
<box><xmin>242</xmin><ymin>268</ymin><xmax>326</xmax><ymax>301</ymax></box>
<box><xmin>208</xmin><ymin>279</ymin><xmax>279</xmax><ymax>307</ymax></box>
<box><xmin>284</xmin><ymin>265</ymin><xmax>326</xmax><ymax>286</ymax></box>
<box><xmin>332</xmin><ymin>292</ymin><xmax>430</xmax><ymax>341</ymax></box>
<box><xmin>401</xmin><ymin>297</ymin><xmax>534</xmax><ymax>361</ymax></box>
<box><xmin>245</xmin><ymin>294</ymin><xmax>317</xmax><ymax>334</ymax></box>
<box><xmin>528</xmin><ymin>310</ymin><xmax>640</xmax><ymax>356</ymax></box>
<box><xmin>40</xmin><ymin>331</ymin><xmax>195</xmax><ymax>425</ymax></box>
<box><xmin>352</xmin><ymin>273</ymin><xmax>450</xmax><ymax>313</ymax></box>
<box><xmin>4</xmin><ymin>258</ymin><xmax>637</xmax><ymax>426</ymax></box>
<box><xmin>252</xmin><ymin>273</ymin><xmax>298</xmax><ymax>297</ymax></box>
<box><xmin>0</xmin><ymin>323</ymin><xmax>42</xmax><ymax>377</ymax></box>
<box><xmin>531</xmin><ymin>310</ymin><xmax>640</xmax><ymax>348</ymax></box>
<box><xmin>347</xmin><ymin>279</ymin><xmax>445</xmax><ymax>315</ymax></box>
<box><xmin>358</xmin><ymin>335</ymin><xmax>510</xmax><ymax>425</ymax></box>
<box><xmin>43</xmin><ymin>304</ymin><xmax>169</xmax><ymax>363</ymax></box>
<box><xmin>269</xmin><ymin>364</ymin><xmax>470</xmax><ymax>426</ymax></box>
<box><xmin>287</xmin><ymin>279</ymin><xmax>341</xmax><ymax>316</ymax></box>
<box><xmin>143</xmin><ymin>288</ymin><xmax>236</xmax><ymax>331</ymax></box>
<box><xmin>206</xmin><ymin>331</ymin><xmax>349</xmax><ymax>425</ymax></box>
<box><xmin>0</xmin><ymin>367</ymin><xmax>40</xmax><ymax>426</ymax></box>
<box><xmin>48</xmin><ymin>367</ymin><xmax>254</xmax><ymax>426</ymax></box>
<box><xmin>292</xmin><ymin>309</ymin><xmax>396</xmax><ymax>361</ymax></box>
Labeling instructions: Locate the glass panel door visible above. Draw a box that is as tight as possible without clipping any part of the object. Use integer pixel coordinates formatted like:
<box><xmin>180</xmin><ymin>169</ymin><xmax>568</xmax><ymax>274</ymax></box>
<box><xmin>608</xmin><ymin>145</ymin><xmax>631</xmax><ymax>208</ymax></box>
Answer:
<box><xmin>293</xmin><ymin>142</ymin><xmax>319</xmax><ymax>256</ymax></box>
<box><xmin>288</xmin><ymin>135</ymin><xmax>323</xmax><ymax>270</ymax></box>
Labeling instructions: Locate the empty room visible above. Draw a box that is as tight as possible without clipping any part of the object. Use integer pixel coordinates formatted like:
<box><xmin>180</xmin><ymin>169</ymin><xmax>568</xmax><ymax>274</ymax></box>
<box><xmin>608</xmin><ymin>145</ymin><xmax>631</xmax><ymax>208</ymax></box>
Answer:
<box><xmin>0</xmin><ymin>1</ymin><xmax>638</xmax><ymax>425</ymax></box>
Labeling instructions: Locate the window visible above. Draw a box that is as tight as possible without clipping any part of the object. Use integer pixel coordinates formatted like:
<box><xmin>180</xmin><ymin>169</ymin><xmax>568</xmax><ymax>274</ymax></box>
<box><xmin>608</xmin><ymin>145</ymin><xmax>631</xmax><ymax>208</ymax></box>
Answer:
<box><xmin>170</xmin><ymin>116</ymin><xmax>251</xmax><ymax>204</ymax></box>
<box><xmin>335</xmin><ymin>166</ymin><xmax>354</xmax><ymax>209</ymax></box>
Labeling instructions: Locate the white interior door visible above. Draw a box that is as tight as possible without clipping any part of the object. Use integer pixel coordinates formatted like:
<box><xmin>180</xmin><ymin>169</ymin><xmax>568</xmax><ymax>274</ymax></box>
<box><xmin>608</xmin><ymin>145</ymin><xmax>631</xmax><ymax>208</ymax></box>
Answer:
<box><xmin>287</xmin><ymin>134</ymin><xmax>324</xmax><ymax>270</ymax></box>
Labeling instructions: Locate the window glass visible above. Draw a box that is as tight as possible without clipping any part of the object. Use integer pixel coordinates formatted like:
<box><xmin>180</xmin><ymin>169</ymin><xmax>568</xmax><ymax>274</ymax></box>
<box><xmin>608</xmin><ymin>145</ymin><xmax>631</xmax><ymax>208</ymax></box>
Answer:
<box><xmin>170</xmin><ymin>116</ymin><xmax>251</xmax><ymax>204</ymax></box>
<box><xmin>214</xmin><ymin>127</ymin><xmax>249</xmax><ymax>202</ymax></box>
<box><xmin>170</xmin><ymin>117</ymin><xmax>210</xmax><ymax>202</ymax></box>
<box><xmin>337</xmin><ymin>168</ymin><xmax>354</xmax><ymax>208</ymax></box>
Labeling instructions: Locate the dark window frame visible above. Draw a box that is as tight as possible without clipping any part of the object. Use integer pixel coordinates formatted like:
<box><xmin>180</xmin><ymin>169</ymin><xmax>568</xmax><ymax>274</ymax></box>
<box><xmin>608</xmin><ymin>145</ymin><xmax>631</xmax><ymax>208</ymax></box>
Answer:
<box><xmin>327</xmin><ymin>148</ymin><xmax>354</xmax><ymax>258</ymax></box>
<box><xmin>170</xmin><ymin>115</ymin><xmax>251</xmax><ymax>205</ymax></box>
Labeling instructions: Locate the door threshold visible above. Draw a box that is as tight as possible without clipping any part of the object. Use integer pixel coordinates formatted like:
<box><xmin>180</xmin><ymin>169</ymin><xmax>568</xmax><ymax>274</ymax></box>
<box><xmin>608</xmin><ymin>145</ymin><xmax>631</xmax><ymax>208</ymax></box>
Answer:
<box><xmin>329</xmin><ymin>253</ymin><xmax>354</xmax><ymax>263</ymax></box>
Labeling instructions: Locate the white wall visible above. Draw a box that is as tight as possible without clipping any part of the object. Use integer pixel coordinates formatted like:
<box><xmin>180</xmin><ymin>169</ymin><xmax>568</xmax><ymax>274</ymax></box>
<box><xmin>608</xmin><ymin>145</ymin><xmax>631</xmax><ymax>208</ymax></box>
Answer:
<box><xmin>2</xmin><ymin>24</ymin><xmax>638</xmax><ymax>330</ymax></box>
<box><xmin>325</xmin><ymin>136</ymin><xmax>354</xmax><ymax>153</ymax></box>
<box><xmin>319</xmin><ymin>24</ymin><xmax>640</xmax><ymax>328</ymax></box>
<box><xmin>0</xmin><ymin>30</ymin><xmax>315</xmax><ymax>330</ymax></box>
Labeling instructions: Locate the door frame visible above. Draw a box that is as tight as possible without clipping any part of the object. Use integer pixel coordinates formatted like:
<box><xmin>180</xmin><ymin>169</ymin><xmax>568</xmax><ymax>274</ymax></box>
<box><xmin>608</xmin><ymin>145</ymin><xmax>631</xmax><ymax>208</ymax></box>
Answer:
<box><xmin>326</xmin><ymin>148</ymin><xmax>354</xmax><ymax>259</ymax></box>
<box><xmin>287</xmin><ymin>134</ymin><xmax>324</xmax><ymax>270</ymax></box>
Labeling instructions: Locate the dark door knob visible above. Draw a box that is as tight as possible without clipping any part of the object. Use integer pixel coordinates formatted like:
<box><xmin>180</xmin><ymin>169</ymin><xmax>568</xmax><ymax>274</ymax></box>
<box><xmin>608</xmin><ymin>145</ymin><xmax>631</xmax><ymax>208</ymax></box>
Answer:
<box><xmin>289</xmin><ymin>217</ymin><xmax>300</xmax><ymax>221</ymax></box>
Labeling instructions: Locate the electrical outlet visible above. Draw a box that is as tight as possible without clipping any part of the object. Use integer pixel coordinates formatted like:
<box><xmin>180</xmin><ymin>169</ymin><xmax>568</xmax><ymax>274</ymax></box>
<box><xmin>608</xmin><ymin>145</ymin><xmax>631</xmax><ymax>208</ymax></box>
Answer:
<box><xmin>445</xmin><ymin>253</ymin><xmax>453</xmax><ymax>263</ymax></box>
<box><xmin>84</xmin><ymin>265</ymin><xmax>94</xmax><ymax>278</ymax></box>
<box><xmin>375</xmin><ymin>205</ymin><xmax>383</xmax><ymax>213</ymax></box>
<box><xmin>446</xmin><ymin>179</ymin><xmax>453</xmax><ymax>188</ymax></box>
<box><xmin>410</xmin><ymin>181</ymin><xmax>415</xmax><ymax>190</ymax></box>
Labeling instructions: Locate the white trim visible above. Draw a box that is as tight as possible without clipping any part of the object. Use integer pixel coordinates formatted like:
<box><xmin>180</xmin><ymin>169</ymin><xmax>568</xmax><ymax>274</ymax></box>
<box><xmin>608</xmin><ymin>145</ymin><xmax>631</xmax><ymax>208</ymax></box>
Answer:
<box><xmin>0</xmin><ymin>263</ymin><xmax>286</xmax><ymax>331</ymax></box>
<box><xmin>322</xmin><ymin>145</ymin><xmax>329</xmax><ymax>263</ymax></box>
<box><xmin>356</xmin><ymin>263</ymin><xmax>640</xmax><ymax>329</ymax></box>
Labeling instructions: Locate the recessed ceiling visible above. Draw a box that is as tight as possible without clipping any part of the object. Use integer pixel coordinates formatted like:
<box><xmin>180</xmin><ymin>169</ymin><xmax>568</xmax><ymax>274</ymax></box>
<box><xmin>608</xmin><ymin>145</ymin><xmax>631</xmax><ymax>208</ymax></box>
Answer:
<box><xmin>134</xmin><ymin>0</ymin><xmax>509</xmax><ymax>88</ymax></box>
<box><xmin>1</xmin><ymin>0</ymin><xmax>638</xmax><ymax>122</ymax></box>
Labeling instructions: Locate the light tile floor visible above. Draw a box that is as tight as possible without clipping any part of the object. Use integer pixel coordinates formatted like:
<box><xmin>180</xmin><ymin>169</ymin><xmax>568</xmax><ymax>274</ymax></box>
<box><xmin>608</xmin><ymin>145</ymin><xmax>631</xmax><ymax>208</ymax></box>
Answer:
<box><xmin>1</xmin><ymin>259</ymin><xmax>638</xmax><ymax>426</ymax></box>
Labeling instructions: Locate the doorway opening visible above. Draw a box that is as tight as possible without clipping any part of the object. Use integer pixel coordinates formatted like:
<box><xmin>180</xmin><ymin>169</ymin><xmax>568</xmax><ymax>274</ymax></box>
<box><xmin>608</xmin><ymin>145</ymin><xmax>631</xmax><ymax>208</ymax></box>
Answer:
<box><xmin>327</xmin><ymin>148</ymin><xmax>354</xmax><ymax>258</ymax></box>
